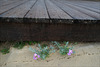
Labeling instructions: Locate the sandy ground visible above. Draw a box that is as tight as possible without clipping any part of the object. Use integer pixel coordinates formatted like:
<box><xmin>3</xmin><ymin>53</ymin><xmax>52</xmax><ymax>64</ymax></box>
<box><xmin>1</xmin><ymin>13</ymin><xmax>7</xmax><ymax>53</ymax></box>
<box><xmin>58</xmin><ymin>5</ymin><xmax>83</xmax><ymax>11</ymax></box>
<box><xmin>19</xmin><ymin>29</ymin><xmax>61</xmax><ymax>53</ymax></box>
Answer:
<box><xmin>0</xmin><ymin>42</ymin><xmax>100</xmax><ymax>67</ymax></box>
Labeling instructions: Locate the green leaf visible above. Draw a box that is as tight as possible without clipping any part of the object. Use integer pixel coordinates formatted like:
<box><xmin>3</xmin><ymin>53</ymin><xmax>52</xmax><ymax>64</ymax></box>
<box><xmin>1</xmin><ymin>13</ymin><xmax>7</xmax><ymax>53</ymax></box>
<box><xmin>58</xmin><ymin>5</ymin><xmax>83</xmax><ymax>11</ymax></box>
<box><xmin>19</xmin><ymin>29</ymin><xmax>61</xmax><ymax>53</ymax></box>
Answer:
<box><xmin>28</xmin><ymin>41</ymin><xmax>32</xmax><ymax>45</ymax></box>
<box><xmin>44</xmin><ymin>46</ymin><xmax>48</xmax><ymax>50</ymax></box>
<box><xmin>73</xmin><ymin>51</ymin><xmax>75</xmax><ymax>54</ymax></box>
<box><xmin>50</xmin><ymin>45</ymin><xmax>54</xmax><ymax>49</ymax></box>
<box><xmin>29</xmin><ymin>47</ymin><xmax>35</xmax><ymax>52</ymax></box>
<box><xmin>66</xmin><ymin>41</ymin><xmax>69</xmax><ymax>45</ymax></box>
<box><xmin>42</xmin><ymin>44</ymin><xmax>47</xmax><ymax>48</ymax></box>
<box><xmin>42</xmin><ymin>54</ymin><xmax>46</xmax><ymax>60</ymax></box>
<box><xmin>38</xmin><ymin>44</ymin><xmax>42</xmax><ymax>50</ymax></box>
<box><xmin>69</xmin><ymin>47</ymin><xmax>72</xmax><ymax>50</ymax></box>
<box><xmin>50</xmin><ymin>50</ymin><xmax>55</xmax><ymax>53</ymax></box>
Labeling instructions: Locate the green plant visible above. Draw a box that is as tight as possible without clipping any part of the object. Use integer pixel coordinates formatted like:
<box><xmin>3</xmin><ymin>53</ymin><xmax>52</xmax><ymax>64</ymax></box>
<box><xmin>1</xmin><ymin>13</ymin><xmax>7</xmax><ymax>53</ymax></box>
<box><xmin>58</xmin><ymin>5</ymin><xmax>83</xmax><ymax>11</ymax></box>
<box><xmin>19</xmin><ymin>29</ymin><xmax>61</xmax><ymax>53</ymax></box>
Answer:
<box><xmin>25</xmin><ymin>41</ymin><xmax>40</xmax><ymax>45</ymax></box>
<box><xmin>74</xmin><ymin>42</ymin><xmax>78</xmax><ymax>45</ymax></box>
<box><xmin>41</xmin><ymin>44</ymin><xmax>48</xmax><ymax>48</ymax></box>
<box><xmin>29</xmin><ymin>44</ymin><xmax>55</xmax><ymax>60</ymax></box>
<box><xmin>26</xmin><ymin>41</ymin><xmax>33</xmax><ymax>45</ymax></box>
<box><xmin>0</xmin><ymin>48</ymin><xmax>9</xmax><ymax>54</ymax></box>
<box><xmin>51</xmin><ymin>41</ymin><xmax>61</xmax><ymax>48</ymax></box>
<box><xmin>52</xmin><ymin>41</ymin><xmax>75</xmax><ymax>55</ymax></box>
<box><xmin>13</xmin><ymin>42</ymin><xmax>25</xmax><ymax>49</ymax></box>
<box><xmin>33</xmin><ymin>41</ymin><xmax>39</xmax><ymax>44</ymax></box>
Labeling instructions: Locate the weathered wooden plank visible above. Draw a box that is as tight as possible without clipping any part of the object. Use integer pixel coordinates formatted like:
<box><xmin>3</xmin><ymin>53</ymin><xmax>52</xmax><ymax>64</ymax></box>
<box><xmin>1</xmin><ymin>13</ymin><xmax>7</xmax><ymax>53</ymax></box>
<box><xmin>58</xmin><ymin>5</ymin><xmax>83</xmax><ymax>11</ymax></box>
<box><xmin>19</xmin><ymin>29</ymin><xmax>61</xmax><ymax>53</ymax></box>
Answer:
<box><xmin>0</xmin><ymin>0</ymin><xmax>36</xmax><ymax>18</ymax></box>
<box><xmin>51</xmin><ymin>0</ymin><xmax>95</xmax><ymax>20</ymax></box>
<box><xmin>26</xmin><ymin>0</ymin><xmax>49</xmax><ymax>19</ymax></box>
<box><xmin>45</xmin><ymin>0</ymin><xmax>72</xmax><ymax>19</ymax></box>
<box><xmin>66</xmin><ymin>1</ymin><xmax>100</xmax><ymax>10</ymax></box>
<box><xmin>0</xmin><ymin>0</ymin><xmax>20</xmax><ymax>7</ymax></box>
<box><xmin>0</xmin><ymin>0</ymin><xmax>28</xmax><ymax>14</ymax></box>
<box><xmin>0</xmin><ymin>0</ymin><xmax>13</xmax><ymax>6</ymax></box>
<box><xmin>64</xmin><ymin>1</ymin><xmax>100</xmax><ymax>14</ymax></box>
<box><xmin>61</xmin><ymin>2</ymin><xmax>100</xmax><ymax>19</ymax></box>
<box><xmin>79</xmin><ymin>1</ymin><xmax>100</xmax><ymax>10</ymax></box>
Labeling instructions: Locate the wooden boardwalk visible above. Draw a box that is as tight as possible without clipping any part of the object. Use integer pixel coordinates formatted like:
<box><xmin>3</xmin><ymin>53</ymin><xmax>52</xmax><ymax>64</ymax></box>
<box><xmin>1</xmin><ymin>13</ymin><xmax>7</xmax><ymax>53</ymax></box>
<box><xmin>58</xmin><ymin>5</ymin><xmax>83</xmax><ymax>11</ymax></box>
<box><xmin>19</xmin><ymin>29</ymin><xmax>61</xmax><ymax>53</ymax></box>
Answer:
<box><xmin>0</xmin><ymin>0</ymin><xmax>100</xmax><ymax>22</ymax></box>
<box><xmin>0</xmin><ymin>0</ymin><xmax>100</xmax><ymax>41</ymax></box>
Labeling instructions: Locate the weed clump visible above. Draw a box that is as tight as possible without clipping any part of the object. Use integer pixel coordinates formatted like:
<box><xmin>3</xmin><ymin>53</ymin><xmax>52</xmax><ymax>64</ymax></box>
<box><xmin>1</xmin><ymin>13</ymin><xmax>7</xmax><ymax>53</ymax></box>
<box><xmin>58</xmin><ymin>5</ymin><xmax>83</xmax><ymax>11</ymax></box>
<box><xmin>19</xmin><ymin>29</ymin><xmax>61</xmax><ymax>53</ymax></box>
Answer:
<box><xmin>29</xmin><ymin>44</ymin><xmax>55</xmax><ymax>60</ymax></box>
<box><xmin>0</xmin><ymin>48</ymin><xmax>10</xmax><ymax>54</ymax></box>
<box><xmin>13</xmin><ymin>42</ymin><xmax>25</xmax><ymax>49</ymax></box>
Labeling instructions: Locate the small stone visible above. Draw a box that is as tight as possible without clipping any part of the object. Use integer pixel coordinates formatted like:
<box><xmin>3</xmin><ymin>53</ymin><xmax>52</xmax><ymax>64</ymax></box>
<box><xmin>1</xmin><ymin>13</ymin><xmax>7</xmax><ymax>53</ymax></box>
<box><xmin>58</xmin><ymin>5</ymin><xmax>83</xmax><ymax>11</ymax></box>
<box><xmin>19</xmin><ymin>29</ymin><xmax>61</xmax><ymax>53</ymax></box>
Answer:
<box><xmin>88</xmin><ymin>53</ymin><xmax>91</xmax><ymax>55</ymax></box>
<box><xmin>67</xmin><ymin>57</ymin><xmax>71</xmax><ymax>59</ymax></box>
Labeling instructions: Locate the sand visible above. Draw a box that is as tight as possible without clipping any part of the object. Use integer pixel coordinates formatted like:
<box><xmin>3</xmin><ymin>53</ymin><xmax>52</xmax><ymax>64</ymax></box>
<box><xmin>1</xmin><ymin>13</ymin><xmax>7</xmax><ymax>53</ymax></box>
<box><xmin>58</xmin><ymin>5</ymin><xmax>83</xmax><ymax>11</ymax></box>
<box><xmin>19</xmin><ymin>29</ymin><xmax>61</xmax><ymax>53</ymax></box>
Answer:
<box><xmin>0</xmin><ymin>42</ymin><xmax>100</xmax><ymax>67</ymax></box>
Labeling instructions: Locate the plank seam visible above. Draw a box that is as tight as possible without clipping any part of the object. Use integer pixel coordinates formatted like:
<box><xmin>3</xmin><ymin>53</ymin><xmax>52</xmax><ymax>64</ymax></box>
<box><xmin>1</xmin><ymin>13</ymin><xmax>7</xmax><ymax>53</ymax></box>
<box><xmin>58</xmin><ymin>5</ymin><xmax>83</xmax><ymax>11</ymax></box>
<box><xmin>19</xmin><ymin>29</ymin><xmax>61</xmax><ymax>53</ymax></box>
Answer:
<box><xmin>51</xmin><ymin>0</ymin><xmax>74</xmax><ymax>19</ymax></box>
<box><xmin>65</xmin><ymin>2</ymin><xmax>100</xmax><ymax>14</ymax></box>
<box><xmin>0</xmin><ymin>0</ymin><xmax>21</xmax><ymax>7</ymax></box>
<box><xmin>63</xmin><ymin>3</ymin><xmax>98</xmax><ymax>20</ymax></box>
<box><xmin>0</xmin><ymin>0</ymin><xmax>29</xmax><ymax>15</ymax></box>
<box><xmin>24</xmin><ymin>0</ymin><xmax>38</xmax><ymax>17</ymax></box>
<box><xmin>44</xmin><ymin>0</ymin><xmax>51</xmax><ymax>20</ymax></box>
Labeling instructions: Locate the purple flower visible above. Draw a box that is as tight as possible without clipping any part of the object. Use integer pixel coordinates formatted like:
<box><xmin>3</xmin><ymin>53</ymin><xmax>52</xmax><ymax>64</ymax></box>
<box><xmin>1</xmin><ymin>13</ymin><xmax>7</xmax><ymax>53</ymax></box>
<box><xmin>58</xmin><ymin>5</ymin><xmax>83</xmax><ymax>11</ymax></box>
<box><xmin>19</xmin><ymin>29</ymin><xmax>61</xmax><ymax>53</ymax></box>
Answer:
<box><xmin>67</xmin><ymin>49</ymin><xmax>73</xmax><ymax>56</ymax></box>
<box><xmin>67</xmin><ymin>53</ymin><xmax>71</xmax><ymax>55</ymax></box>
<box><xmin>33</xmin><ymin>53</ymin><xmax>40</xmax><ymax>60</ymax></box>
<box><xmin>69</xmin><ymin>49</ymin><xmax>73</xmax><ymax>54</ymax></box>
<box><xmin>34</xmin><ymin>53</ymin><xmax>37</xmax><ymax>56</ymax></box>
<box><xmin>37</xmin><ymin>55</ymin><xmax>40</xmax><ymax>58</ymax></box>
<box><xmin>33</xmin><ymin>56</ymin><xmax>37</xmax><ymax>60</ymax></box>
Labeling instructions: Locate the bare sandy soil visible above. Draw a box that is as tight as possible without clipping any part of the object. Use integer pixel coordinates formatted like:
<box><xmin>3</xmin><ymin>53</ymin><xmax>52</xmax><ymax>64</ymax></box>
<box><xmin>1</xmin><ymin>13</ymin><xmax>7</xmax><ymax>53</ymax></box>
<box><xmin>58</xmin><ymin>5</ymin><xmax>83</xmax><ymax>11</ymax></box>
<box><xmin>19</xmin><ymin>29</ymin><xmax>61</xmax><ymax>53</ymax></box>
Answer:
<box><xmin>0</xmin><ymin>42</ymin><xmax>100</xmax><ymax>67</ymax></box>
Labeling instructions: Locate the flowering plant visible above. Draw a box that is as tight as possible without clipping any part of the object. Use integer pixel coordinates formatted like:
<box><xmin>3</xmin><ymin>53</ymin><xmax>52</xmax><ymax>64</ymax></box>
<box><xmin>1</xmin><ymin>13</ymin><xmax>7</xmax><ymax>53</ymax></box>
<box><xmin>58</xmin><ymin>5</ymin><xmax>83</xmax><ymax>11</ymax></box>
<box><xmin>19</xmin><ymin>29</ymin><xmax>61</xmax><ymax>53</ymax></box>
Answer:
<box><xmin>29</xmin><ymin>44</ymin><xmax>55</xmax><ymax>60</ymax></box>
<box><xmin>52</xmin><ymin>41</ymin><xmax>75</xmax><ymax>55</ymax></box>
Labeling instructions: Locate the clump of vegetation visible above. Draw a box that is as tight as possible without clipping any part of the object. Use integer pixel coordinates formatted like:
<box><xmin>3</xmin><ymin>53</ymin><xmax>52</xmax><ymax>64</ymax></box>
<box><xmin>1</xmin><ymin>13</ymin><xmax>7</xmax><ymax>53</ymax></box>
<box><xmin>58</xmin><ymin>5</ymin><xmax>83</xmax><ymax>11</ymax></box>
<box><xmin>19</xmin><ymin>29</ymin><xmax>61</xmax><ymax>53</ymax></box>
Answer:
<box><xmin>29</xmin><ymin>44</ymin><xmax>55</xmax><ymax>60</ymax></box>
<box><xmin>0</xmin><ymin>48</ymin><xmax>10</xmax><ymax>54</ymax></box>
<box><xmin>25</xmin><ymin>41</ymin><xmax>40</xmax><ymax>45</ymax></box>
<box><xmin>33</xmin><ymin>41</ymin><xmax>40</xmax><ymax>44</ymax></box>
<box><xmin>13</xmin><ymin>41</ymin><xmax>40</xmax><ymax>49</ymax></box>
<box><xmin>0</xmin><ymin>41</ymin><xmax>76</xmax><ymax>59</ymax></box>
<box><xmin>52</xmin><ymin>41</ymin><xmax>75</xmax><ymax>55</ymax></box>
<box><xmin>13</xmin><ymin>42</ymin><xmax>25</xmax><ymax>49</ymax></box>
<box><xmin>41</xmin><ymin>44</ymin><xmax>48</xmax><ymax>48</ymax></box>
<box><xmin>28</xmin><ymin>41</ymin><xmax>76</xmax><ymax>60</ymax></box>
<box><xmin>0</xmin><ymin>41</ymin><xmax>41</xmax><ymax>54</ymax></box>
<box><xmin>32</xmin><ymin>41</ymin><xmax>38</xmax><ymax>44</ymax></box>
<box><xmin>25</xmin><ymin>41</ymin><xmax>33</xmax><ymax>45</ymax></box>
